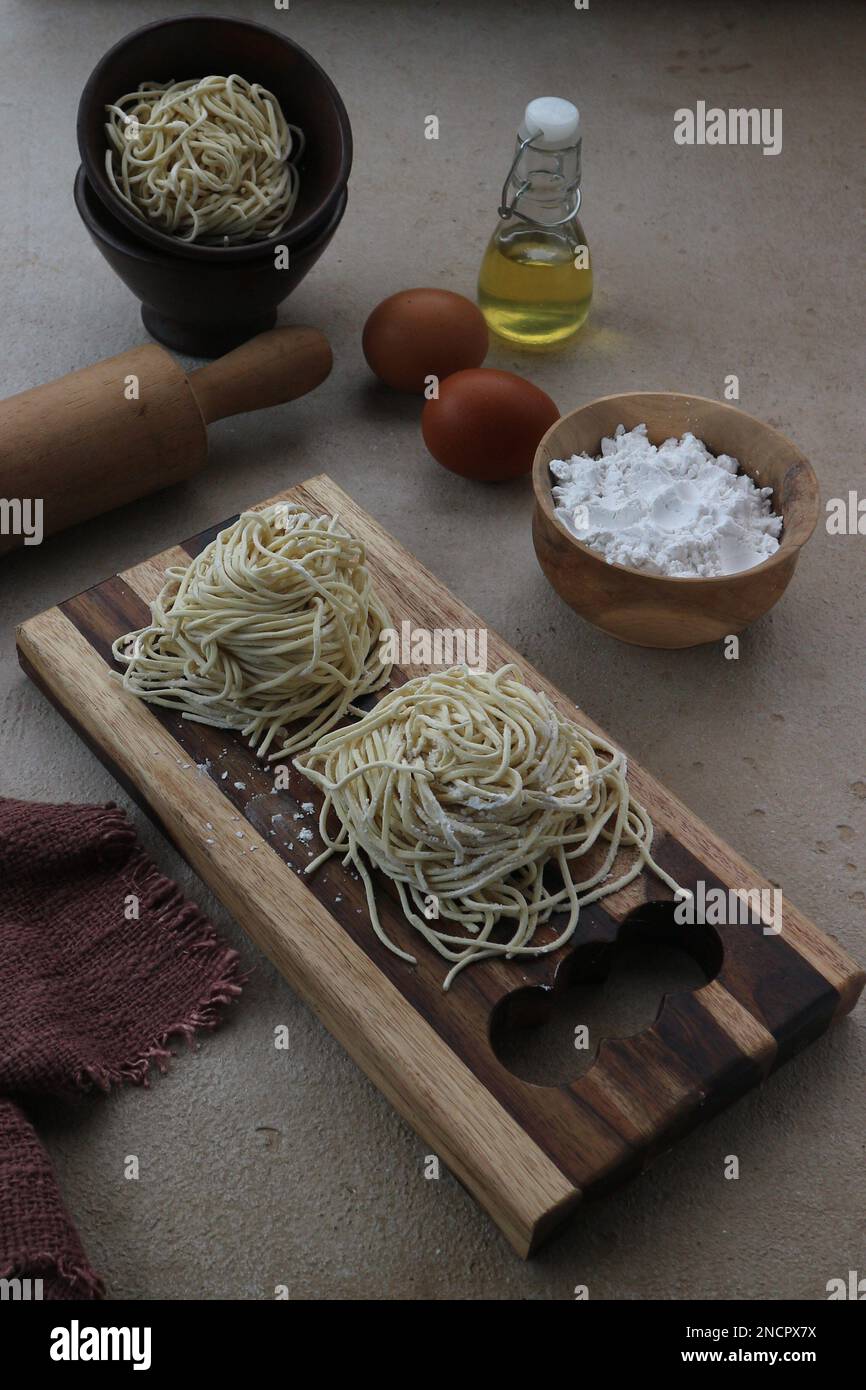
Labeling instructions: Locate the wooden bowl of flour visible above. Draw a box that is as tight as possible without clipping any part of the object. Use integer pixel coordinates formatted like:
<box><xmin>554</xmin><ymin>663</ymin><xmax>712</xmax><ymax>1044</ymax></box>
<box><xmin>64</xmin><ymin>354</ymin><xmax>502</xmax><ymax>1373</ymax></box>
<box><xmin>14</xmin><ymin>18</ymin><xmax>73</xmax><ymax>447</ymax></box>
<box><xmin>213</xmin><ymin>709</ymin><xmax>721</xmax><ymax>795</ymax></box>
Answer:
<box><xmin>531</xmin><ymin>392</ymin><xmax>820</xmax><ymax>648</ymax></box>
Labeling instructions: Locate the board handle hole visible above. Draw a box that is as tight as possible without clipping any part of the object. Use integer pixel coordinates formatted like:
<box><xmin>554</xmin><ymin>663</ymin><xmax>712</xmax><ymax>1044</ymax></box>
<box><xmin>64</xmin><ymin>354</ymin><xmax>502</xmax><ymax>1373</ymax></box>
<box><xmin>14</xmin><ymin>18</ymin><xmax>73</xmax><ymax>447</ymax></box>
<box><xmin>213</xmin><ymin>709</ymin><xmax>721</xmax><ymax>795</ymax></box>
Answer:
<box><xmin>490</xmin><ymin>904</ymin><xmax>721</xmax><ymax>1088</ymax></box>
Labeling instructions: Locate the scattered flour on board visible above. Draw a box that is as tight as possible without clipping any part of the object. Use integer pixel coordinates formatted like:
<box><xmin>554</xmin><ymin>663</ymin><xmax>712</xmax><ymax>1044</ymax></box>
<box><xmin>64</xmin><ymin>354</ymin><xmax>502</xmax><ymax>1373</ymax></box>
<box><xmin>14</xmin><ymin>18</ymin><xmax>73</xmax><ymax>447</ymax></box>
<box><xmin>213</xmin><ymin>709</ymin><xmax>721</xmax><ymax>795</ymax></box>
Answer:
<box><xmin>549</xmin><ymin>423</ymin><xmax>782</xmax><ymax>578</ymax></box>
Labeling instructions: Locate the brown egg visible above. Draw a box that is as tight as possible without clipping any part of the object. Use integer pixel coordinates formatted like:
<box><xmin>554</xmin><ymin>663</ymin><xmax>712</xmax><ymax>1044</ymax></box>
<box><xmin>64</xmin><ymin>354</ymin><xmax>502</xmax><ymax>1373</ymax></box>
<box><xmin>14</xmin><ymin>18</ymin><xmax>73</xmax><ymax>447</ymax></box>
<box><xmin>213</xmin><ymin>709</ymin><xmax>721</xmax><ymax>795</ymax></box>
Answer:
<box><xmin>421</xmin><ymin>368</ymin><xmax>559</xmax><ymax>481</ymax></box>
<box><xmin>362</xmin><ymin>288</ymin><xmax>488</xmax><ymax>393</ymax></box>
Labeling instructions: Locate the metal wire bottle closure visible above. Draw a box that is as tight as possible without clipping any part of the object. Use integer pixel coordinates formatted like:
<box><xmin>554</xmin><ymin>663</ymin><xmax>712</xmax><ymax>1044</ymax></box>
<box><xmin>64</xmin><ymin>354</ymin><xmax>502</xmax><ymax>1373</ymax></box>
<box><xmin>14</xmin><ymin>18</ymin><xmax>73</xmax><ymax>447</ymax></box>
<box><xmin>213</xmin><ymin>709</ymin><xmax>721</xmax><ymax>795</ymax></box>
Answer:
<box><xmin>497</xmin><ymin>132</ymin><xmax>582</xmax><ymax>229</ymax></box>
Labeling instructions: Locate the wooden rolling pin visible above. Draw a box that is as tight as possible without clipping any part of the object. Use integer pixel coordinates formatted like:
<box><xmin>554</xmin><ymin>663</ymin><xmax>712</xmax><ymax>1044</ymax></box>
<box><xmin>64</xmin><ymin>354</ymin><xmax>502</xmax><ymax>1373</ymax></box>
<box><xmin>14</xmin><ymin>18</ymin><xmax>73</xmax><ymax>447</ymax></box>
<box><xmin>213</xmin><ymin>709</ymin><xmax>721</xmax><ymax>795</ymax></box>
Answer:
<box><xmin>0</xmin><ymin>325</ymin><xmax>332</xmax><ymax>554</ymax></box>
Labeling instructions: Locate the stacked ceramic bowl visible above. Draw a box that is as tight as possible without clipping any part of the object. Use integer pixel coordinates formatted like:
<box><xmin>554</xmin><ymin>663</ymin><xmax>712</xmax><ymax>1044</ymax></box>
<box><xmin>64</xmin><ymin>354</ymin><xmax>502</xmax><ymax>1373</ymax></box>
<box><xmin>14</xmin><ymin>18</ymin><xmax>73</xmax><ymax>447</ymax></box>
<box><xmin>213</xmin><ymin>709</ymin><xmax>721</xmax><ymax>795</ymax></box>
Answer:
<box><xmin>74</xmin><ymin>15</ymin><xmax>352</xmax><ymax>356</ymax></box>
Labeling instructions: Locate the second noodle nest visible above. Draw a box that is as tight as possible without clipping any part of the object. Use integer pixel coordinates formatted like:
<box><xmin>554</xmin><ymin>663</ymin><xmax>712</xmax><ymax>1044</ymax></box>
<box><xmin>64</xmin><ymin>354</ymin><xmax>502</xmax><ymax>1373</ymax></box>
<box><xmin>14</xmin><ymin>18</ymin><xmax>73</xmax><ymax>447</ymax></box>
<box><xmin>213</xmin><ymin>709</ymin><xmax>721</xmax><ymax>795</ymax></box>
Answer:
<box><xmin>296</xmin><ymin>664</ymin><xmax>685</xmax><ymax>988</ymax></box>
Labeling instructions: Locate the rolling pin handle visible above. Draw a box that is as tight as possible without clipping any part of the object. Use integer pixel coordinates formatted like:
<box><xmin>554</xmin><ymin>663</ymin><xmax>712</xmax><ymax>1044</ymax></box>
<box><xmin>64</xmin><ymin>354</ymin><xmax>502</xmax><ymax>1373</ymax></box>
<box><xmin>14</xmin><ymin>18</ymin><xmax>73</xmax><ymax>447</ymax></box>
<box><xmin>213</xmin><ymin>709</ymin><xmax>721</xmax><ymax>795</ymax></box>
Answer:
<box><xmin>188</xmin><ymin>326</ymin><xmax>333</xmax><ymax>425</ymax></box>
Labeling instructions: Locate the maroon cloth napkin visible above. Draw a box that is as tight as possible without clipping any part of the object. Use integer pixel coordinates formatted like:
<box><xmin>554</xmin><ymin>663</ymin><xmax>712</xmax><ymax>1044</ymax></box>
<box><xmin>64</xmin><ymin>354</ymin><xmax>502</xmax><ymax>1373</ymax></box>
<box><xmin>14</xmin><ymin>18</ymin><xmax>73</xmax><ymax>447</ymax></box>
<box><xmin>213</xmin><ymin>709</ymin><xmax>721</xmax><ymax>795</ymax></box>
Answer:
<box><xmin>0</xmin><ymin>797</ymin><xmax>243</xmax><ymax>1299</ymax></box>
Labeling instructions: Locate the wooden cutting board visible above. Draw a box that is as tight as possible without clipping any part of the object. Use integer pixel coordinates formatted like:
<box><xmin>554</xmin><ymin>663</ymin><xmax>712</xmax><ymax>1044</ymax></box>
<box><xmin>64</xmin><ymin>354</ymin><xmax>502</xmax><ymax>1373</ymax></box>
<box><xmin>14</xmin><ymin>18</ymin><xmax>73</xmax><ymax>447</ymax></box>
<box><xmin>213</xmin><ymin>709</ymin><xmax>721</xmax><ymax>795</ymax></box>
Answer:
<box><xmin>16</xmin><ymin>475</ymin><xmax>864</xmax><ymax>1257</ymax></box>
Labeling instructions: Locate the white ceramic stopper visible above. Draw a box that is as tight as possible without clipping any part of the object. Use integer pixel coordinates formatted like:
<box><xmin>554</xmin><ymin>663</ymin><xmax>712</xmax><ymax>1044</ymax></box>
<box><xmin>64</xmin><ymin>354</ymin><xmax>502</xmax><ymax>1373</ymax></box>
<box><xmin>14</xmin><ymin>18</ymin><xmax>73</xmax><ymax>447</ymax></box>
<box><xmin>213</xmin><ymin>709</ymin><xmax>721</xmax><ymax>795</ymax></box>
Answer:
<box><xmin>520</xmin><ymin>97</ymin><xmax>580</xmax><ymax>149</ymax></box>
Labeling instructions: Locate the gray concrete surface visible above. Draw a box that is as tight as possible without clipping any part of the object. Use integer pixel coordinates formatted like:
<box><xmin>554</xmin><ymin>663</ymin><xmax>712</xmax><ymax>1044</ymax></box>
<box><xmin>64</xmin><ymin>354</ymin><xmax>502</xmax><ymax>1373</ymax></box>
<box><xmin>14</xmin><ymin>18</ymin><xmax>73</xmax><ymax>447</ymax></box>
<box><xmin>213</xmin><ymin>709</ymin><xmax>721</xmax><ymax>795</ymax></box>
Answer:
<box><xmin>1</xmin><ymin>0</ymin><xmax>864</xmax><ymax>1301</ymax></box>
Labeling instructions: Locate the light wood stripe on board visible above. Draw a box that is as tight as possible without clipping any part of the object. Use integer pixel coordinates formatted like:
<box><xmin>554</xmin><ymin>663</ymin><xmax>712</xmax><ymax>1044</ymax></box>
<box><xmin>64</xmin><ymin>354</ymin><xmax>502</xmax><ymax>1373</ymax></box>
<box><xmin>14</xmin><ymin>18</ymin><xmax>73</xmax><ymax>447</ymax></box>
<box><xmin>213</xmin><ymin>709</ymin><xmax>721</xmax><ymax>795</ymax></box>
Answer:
<box><xmin>697</xmin><ymin>979</ymin><xmax>778</xmax><ymax>1075</ymax></box>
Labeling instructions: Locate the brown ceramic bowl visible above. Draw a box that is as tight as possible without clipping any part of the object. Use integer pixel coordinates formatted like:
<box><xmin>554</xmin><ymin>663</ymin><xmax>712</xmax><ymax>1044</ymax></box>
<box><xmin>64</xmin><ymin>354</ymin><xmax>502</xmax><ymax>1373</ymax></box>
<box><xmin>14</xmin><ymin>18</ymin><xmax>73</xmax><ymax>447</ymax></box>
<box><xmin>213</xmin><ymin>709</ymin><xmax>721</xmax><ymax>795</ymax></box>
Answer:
<box><xmin>532</xmin><ymin>393</ymin><xmax>820</xmax><ymax>649</ymax></box>
<box><xmin>77</xmin><ymin>14</ymin><xmax>352</xmax><ymax>264</ymax></box>
<box><xmin>74</xmin><ymin>165</ymin><xmax>347</xmax><ymax>356</ymax></box>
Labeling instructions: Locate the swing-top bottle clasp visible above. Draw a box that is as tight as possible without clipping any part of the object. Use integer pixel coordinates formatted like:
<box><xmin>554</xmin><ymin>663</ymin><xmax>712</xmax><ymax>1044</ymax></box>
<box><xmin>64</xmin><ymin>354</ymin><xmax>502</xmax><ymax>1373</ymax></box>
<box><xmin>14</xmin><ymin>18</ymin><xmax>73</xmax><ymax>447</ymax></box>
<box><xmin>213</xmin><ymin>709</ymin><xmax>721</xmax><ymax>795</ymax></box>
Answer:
<box><xmin>497</xmin><ymin>130</ymin><xmax>583</xmax><ymax>229</ymax></box>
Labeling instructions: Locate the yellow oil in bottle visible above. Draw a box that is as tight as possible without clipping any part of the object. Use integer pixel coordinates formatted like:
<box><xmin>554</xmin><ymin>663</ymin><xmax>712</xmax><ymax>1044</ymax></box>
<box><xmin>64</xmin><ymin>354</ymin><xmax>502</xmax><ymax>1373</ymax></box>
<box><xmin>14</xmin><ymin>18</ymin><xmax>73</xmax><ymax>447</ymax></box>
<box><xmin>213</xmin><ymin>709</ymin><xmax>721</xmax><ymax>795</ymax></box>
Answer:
<box><xmin>478</xmin><ymin>225</ymin><xmax>593</xmax><ymax>347</ymax></box>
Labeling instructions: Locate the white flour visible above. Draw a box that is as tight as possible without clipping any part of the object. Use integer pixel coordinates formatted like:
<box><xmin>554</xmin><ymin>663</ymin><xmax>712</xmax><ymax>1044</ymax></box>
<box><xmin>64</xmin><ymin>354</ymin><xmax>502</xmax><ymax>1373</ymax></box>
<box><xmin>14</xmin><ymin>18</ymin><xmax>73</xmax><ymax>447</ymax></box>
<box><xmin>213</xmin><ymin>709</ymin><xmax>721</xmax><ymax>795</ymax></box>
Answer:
<box><xmin>549</xmin><ymin>424</ymin><xmax>782</xmax><ymax>578</ymax></box>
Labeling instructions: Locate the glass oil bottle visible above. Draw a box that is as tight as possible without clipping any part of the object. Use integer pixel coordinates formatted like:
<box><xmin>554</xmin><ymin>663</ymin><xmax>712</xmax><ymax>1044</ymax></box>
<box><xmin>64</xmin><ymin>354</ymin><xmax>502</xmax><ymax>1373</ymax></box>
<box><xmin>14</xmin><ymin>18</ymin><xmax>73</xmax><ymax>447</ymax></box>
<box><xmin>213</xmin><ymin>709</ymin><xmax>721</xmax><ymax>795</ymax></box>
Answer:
<box><xmin>478</xmin><ymin>97</ymin><xmax>592</xmax><ymax>348</ymax></box>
